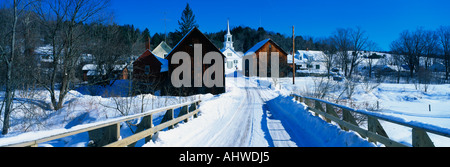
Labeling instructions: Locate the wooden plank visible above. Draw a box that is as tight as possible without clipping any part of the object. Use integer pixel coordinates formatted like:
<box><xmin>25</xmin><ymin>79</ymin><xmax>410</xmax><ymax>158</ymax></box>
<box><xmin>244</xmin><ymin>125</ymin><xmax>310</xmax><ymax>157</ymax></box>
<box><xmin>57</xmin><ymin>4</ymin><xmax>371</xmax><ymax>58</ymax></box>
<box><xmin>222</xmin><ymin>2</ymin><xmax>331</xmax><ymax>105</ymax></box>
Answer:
<box><xmin>412</xmin><ymin>128</ymin><xmax>435</xmax><ymax>147</ymax></box>
<box><xmin>191</xmin><ymin>103</ymin><xmax>198</xmax><ymax>118</ymax></box>
<box><xmin>2</xmin><ymin>100</ymin><xmax>200</xmax><ymax>147</ymax></box>
<box><xmin>326</xmin><ymin>104</ymin><xmax>344</xmax><ymax>129</ymax></box>
<box><xmin>105</xmin><ymin>109</ymin><xmax>200</xmax><ymax>147</ymax></box>
<box><xmin>314</xmin><ymin>101</ymin><xmax>326</xmax><ymax>120</ymax></box>
<box><xmin>308</xmin><ymin>107</ymin><xmax>406</xmax><ymax>147</ymax></box>
<box><xmin>128</xmin><ymin>116</ymin><xmax>152</xmax><ymax>147</ymax></box>
<box><xmin>368</xmin><ymin>117</ymin><xmax>389</xmax><ymax>144</ymax></box>
<box><xmin>178</xmin><ymin>106</ymin><xmax>189</xmax><ymax>123</ymax></box>
<box><xmin>88</xmin><ymin>123</ymin><xmax>120</xmax><ymax>147</ymax></box>
<box><xmin>146</xmin><ymin>114</ymin><xmax>153</xmax><ymax>143</ymax></box>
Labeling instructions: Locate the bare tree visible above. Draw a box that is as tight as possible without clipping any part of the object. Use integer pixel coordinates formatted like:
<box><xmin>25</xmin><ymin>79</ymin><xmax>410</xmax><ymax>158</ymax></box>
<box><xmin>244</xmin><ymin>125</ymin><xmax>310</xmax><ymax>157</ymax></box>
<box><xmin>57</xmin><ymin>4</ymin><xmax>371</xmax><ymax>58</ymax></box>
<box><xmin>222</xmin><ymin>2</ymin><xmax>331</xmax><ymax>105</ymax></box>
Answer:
<box><xmin>318</xmin><ymin>37</ymin><xmax>337</xmax><ymax>78</ymax></box>
<box><xmin>422</xmin><ymin>30</ymin><xmax>439</xmax><ymax>70</ymax></box>
<box><xmin>390</xmin><ymin>29</ymin><xmax>424</xmax><ymax>79</ymax></box>
<box><xmin>390</xmin><ymin>53</ymin><xmax>404</xmax><ymax>83</ymax></box>
<box><xmin>348</xmin><ymin>27</ymin><xmax>369</xmax><ymax>78</ymax></box>
<box><xmin>365</xmin><ymin>41</ymin><xmax>379</xmax><ymax>78</ymax></box>
<box><xmin>34</xmin><ymin>0</ymin><xmax>110</xmax><ymax>110</ymax></box>
<box><xmin>0</xmin><ymin>0</ymin><xmax>38</xmax><ymax>135</ymax></box>
<box><xmin>332</xmin><ymin>28</ymin><xmax>352</xmax><ymax>77</ymax></box>
<box><xmin>437</xmin><ymin>26</ymin><xmax>450</xmax><ymax>80</ymax></box>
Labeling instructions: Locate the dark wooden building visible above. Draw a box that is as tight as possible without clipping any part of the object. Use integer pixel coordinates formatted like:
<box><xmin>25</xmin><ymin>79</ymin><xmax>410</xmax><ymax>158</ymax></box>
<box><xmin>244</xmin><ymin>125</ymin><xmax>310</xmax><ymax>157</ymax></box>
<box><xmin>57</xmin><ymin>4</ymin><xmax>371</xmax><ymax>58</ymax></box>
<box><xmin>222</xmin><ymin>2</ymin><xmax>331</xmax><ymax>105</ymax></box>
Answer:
<box><xmin>132</xmin><ymin>49</ymin><xmax>168</xmax><ymax>94</ymax></box>
<box><xmin>165</xmin><ymin>27</ymin><xmax>226</xmax><ymax>96</ymax></box>
<box><xmin>242</xmin><ymin>38</ymin><xmax>290</xmax><ymax>77</ymax></box>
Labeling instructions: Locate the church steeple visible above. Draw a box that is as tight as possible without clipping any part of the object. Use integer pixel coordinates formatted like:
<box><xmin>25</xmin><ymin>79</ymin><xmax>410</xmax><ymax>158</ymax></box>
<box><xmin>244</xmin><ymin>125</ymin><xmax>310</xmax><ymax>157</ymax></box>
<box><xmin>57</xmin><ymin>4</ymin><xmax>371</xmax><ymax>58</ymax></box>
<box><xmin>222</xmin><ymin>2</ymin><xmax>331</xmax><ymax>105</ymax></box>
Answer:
<box><xmin>224</xmin><ymin>19</ymin><xmax>234</xmax><ymax>50</ymax></box>
<box><xmin>227</xmin><ymin>19</ymin><xmax>231</xmax><ymax>35</ymax></box>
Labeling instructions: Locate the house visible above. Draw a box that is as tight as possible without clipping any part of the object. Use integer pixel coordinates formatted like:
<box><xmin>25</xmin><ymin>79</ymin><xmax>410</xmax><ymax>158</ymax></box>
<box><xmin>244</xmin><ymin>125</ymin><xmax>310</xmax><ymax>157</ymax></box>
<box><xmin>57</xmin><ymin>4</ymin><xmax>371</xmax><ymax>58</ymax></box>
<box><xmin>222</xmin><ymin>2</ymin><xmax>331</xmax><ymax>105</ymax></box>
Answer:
<box><xmin>132</xmin><ymin>49</ymin><xmax>168</xmax><ymax>94</ymax></box>
<box><xmin>165</xmin><ymin>27</ymin><xmax>226</xmax><ymax>96</ymax></box>
<box><xmin>152</xmin><ymin>41</ymin><xmax>172</xmax><ymax>59</ymax></box>
<box><xmin>242</xmin><ymin>38</ymin><xmax>289</xmax><ymax>77</ymax></box>
<box><xmin>221</xmin><ymin>20</ymin><xmax>243</xmax><ymax>72</ymax></box>
<box><xmin>288</xmin><ymin>50</ymin><xmax>328</xmax><ymax>75</ymax></box>
<box><xmin>82</xmin><ymin>64</ymin><xmax>129</xmax><ymax>83</ymax></box>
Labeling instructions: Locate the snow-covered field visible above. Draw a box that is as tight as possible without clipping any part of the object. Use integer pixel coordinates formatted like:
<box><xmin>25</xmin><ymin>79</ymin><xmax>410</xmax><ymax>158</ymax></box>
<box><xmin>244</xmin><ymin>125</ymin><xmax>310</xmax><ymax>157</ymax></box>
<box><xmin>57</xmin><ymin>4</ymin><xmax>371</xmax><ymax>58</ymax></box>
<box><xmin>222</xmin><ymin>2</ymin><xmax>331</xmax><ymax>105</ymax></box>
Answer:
<box><xmin>0</xmin><ymin>81</ymin><xmax>207</xmax><ymax>147</ymax></box>
<box><xmin>1</xmin><ymin>72</ymin><xmax>449</xmax><ymax>147</ymax></box>
<box><xmin>277</xmin><ymin>77</ymin><xmax>450</xmax><ymax>146</ymax></box>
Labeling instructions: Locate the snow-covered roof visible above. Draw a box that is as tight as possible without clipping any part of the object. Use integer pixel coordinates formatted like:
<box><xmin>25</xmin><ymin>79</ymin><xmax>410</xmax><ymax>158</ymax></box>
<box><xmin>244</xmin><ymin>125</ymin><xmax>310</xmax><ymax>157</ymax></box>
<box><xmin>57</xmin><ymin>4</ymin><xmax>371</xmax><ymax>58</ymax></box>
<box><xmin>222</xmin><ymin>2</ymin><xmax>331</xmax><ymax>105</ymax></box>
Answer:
<box><xmin>155</xmin><ymin>56</ymin><xmax>168</xmax><ymax>72</ymax></box>
<box><xmin>34</xmin><ymin>45</ymin><xmax>53</xmax><ymax>55</ymax></box>
<box><xmin>244</xmin><ymin>38</ymin><xmax>270</xmax><ymax>56</ymax></box>
<box><xmin>287</xmin><ymin>54</ymin><xmax>303</xmax><ymax>65</ymax></box>
<box><xmin>82</xmin><ymin>64</ymin><xmax>97</xmax><ymax>71</ymax></box>
<box><xmin>221</xmin><ymin>47</ymin><xmax>242</xmax><ymax>59</ymax></box>
<box><xmin>287</xmin><ymin>50</ymin><xmax>326</xmax><ymax>64</ymax></box>
<box><xmin>152</xmin><ymin>41</ymin><xmax>172</xmax><ymax>59</ymax></box>
<box><xmin>298</xmin><ymin>50</ymin><xmax>326</xmax><ymax>62</ymax></box>
<box><xmin>82</xmin><ymin>64</ymin><xmax>128</xmax><ymax>76</ymax></box>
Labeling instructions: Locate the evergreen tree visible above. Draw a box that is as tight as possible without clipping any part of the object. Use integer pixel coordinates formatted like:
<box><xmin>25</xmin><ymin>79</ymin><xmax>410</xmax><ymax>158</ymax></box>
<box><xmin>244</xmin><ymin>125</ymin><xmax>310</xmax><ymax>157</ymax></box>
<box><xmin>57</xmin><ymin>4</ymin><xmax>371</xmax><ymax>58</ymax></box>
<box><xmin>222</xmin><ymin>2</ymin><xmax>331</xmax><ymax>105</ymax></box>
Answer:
<box><xmin>142</xmin><ymin>28</ymin><xmax>150</xmax><ymax>42</ymax></box>
<box><xmin>177</xmin><ymin>3</ymin><xmax>199</xmax><ymax>36</ymax></box>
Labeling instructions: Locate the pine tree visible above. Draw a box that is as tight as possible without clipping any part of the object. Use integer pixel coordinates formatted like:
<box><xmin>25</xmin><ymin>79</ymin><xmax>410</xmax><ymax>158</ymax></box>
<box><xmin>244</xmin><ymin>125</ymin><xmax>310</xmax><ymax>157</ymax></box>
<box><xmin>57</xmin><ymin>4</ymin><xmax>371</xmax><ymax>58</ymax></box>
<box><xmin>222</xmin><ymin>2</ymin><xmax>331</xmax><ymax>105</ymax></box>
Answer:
<box><xmin>142</xmin><ymin>28</ymin><xmax>150</xmax><ymax>42</ymax></box>
<box><xmin>178</xmin><ymin>3</ymin><xmax>199</xmax><ymax>36</ymax></box>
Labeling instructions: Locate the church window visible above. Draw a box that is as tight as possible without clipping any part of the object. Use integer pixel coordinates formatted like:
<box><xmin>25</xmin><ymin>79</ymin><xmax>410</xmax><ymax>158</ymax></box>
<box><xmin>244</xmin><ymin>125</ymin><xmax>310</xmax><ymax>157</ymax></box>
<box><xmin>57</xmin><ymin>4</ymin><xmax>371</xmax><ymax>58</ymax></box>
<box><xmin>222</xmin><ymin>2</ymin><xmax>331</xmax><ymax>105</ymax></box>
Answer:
<box><xmin>227</xmin><ymin>61</ymin><xmax>233</xmax><ymax>69</ymax></box>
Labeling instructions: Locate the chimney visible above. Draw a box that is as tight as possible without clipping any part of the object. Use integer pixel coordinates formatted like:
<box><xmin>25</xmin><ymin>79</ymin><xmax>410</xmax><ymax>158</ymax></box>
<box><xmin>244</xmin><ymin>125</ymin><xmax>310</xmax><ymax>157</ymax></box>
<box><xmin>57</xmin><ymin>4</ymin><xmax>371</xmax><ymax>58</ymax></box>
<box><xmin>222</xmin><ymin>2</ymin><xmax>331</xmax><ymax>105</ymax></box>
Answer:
<box><xmin>145</xmin><ymin>37</ymin><xmax>151</xmax><ymax>50</ymax></box>
<box><xmin>306</xmin><ymin>48</ymin><xmax>309</xmax><ymax>51</ymax></box>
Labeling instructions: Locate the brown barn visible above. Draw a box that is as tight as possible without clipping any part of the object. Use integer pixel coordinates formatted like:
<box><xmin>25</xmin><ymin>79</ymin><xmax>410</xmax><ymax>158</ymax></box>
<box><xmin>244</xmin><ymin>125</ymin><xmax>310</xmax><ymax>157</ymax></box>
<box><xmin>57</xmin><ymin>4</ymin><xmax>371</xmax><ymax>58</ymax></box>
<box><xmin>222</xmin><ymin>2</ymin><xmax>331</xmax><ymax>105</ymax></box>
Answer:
<box><xmin>132</xmin><ymin>49</ymin><xmax>168</xmax><ymax>94</ymax></box>
<box><xmin>165</xmin><ymin>27</ymin><xmax>226</xmax><ymax>96</ymax></box>
<box><xmin>242</xmin><ymin>38</ymin><xmax>290</xmax><ymax>77</ymax></box>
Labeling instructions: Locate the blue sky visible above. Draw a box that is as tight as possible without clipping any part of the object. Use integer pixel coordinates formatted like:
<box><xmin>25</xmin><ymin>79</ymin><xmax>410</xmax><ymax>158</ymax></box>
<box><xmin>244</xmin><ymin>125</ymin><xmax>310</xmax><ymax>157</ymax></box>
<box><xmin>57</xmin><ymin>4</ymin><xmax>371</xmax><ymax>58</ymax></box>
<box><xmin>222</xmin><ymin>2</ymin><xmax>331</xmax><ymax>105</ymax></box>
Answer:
<box><xmin>110</xmin><ymin>0</ymin><xmax>450</xmax><ymax>51</ymax></box>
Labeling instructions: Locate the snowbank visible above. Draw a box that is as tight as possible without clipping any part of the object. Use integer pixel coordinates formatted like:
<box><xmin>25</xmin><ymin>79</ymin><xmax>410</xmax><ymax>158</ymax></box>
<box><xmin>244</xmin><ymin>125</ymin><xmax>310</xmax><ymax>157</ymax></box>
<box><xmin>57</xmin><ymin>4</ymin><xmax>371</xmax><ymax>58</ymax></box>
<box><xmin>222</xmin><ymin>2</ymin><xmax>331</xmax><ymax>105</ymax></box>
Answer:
<box><xmin>265</xmin><ymin>95</ymin><xmax>375</xmax><ymax>147</ymax></box>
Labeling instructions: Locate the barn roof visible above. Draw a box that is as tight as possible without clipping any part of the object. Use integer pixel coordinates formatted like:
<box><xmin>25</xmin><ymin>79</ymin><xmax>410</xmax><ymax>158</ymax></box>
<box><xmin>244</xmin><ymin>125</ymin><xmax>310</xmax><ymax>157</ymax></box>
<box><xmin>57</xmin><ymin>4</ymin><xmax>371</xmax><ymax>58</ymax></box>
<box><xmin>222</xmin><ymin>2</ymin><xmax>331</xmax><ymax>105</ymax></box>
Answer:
<box><xmin>243</xmin><ymin>38</ymin><xmax>287</xmax><ymax>57</ymax></box>
<box><xmin>244</xmin><ymin>38</ymin><xmax>270</xmax><ymax>56</ymax></box>
<box><xmin>166</xmin><ymin>27</ymin><xmax>225</xmax><ymax>60</ymax></box>
<box><xmin>134</xmin><ymin>49</ymin><xmax>168</xmax><ymax>72</ymax></box>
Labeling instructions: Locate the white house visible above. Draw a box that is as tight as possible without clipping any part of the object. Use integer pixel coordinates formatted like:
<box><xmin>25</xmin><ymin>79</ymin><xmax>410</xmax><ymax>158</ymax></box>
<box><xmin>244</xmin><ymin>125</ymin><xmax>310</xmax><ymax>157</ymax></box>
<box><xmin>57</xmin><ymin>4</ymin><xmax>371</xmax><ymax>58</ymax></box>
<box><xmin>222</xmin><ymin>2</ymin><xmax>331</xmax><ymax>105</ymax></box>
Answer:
<box><xmin>221</xmin><ymin>20</ymin><xmax>243</xmax><ymax>73</ymax></box>
<box><xmin>288</xmin><ymin>50</ymin><xmax>328</xmax><ymax>75</ymax></box>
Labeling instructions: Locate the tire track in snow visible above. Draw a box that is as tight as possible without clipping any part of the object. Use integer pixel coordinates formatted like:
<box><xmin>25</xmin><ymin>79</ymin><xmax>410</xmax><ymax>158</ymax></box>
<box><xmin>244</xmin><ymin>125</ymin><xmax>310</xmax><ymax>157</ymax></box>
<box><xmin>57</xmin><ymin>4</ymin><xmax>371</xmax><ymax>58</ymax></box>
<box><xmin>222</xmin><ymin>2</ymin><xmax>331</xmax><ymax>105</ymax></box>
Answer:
<box><xmin>203</xmin><ymin>87</ymin><xmax>250</xmax><ymax>146</ymax></box>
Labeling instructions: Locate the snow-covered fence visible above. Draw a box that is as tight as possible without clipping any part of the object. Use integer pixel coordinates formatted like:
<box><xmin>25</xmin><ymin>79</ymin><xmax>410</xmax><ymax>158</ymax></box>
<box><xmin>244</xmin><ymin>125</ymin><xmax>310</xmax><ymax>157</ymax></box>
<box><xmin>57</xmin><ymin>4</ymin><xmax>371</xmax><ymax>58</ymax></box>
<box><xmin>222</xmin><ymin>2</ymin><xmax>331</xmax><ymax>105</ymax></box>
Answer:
<box><xmin>1</xmin><ymin>100</ymin><xmax>201</xmax><ymax>147</ymax></box>
<box><xmin>290</xmin><ymin>94</ymin><xmax>450</xmax><ymax>147</ymax></box>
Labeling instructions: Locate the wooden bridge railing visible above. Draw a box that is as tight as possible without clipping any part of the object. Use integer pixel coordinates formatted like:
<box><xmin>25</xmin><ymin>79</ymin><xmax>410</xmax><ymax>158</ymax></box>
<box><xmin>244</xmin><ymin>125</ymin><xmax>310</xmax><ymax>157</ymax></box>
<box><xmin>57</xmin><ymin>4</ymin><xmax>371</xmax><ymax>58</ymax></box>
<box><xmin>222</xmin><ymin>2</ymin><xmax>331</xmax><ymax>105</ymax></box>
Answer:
<box><xmin>1</xmin><ymin>100</ymin><xmax>201</xmax><ymax>147</ymax></box>
<box><xmin>290</xmin><ymin>94</ymin><xmax>450</xmax><ymax>147</ymax></box>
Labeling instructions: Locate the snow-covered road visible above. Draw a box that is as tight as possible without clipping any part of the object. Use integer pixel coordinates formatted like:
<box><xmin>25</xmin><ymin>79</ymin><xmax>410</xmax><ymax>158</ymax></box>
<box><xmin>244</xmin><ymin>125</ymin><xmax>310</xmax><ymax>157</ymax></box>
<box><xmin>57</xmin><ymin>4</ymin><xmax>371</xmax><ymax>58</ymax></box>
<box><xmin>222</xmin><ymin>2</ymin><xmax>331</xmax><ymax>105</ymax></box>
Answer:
<box><xmin>143</xmin><ymin>75</ymin><xmax>373</xmax><ymax>147</ymax></box>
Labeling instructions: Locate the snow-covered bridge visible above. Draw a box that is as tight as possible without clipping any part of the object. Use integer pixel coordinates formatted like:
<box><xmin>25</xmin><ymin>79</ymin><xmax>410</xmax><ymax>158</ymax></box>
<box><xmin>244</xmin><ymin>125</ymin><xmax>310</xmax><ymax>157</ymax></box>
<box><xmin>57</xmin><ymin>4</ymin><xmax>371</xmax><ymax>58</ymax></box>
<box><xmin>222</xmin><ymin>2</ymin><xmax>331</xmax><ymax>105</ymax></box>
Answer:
<box><xmin>2</xmin><ymin>75</ymin><xmax>450</xmax><ymax>147</ymax></box>
<box><xmin>143</xmin><ymin>76</ymin><xmax>374</xmax><ymax>147</ymax></box>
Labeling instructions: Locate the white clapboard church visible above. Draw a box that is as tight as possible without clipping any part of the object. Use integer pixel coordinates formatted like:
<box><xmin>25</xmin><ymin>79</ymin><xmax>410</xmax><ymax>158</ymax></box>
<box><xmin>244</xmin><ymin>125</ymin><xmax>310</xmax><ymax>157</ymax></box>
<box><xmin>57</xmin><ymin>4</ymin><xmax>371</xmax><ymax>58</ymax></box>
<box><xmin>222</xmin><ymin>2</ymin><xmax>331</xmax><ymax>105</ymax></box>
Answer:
<box><xmin>221</xmin><ymin>20</ymin><xmax>243</xmax><ymax>72</ymax></box>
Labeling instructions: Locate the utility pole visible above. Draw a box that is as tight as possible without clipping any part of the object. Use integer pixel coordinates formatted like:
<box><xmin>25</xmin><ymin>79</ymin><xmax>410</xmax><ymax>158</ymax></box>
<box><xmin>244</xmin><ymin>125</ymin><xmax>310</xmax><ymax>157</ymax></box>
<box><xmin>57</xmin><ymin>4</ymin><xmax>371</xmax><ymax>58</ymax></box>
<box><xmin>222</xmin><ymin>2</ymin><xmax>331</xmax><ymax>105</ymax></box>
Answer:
<box><xmin>161</xmin><ymin>12</ymin><xmax>169</xmax><ymax>42</ymax></box>
<box><xmin>292</xmin><ymin>26</ymin><xmax>295</xmax><ymax>85</ymax></box>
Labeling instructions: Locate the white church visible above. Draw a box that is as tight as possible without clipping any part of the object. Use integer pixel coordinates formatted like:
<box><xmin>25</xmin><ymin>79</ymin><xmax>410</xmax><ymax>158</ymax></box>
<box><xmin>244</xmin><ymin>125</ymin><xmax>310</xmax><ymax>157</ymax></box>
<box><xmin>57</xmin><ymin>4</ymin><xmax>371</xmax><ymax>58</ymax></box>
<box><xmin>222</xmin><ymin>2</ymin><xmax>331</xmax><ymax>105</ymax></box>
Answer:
<box><xmin>221</xmin><ymin>20</ymin><xmax>243</xmax><ymax>73</ymax></box>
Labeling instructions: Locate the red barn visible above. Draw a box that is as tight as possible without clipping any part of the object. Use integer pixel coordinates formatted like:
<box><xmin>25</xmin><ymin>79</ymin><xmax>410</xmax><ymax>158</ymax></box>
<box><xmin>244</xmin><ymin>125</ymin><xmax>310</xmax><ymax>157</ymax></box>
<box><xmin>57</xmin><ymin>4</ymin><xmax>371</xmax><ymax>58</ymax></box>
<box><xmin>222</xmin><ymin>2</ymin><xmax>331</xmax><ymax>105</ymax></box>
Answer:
<box><xmin>132</xmin><ymin>49</ymin><xmax>168</xmax><ymax>94</ymax></box>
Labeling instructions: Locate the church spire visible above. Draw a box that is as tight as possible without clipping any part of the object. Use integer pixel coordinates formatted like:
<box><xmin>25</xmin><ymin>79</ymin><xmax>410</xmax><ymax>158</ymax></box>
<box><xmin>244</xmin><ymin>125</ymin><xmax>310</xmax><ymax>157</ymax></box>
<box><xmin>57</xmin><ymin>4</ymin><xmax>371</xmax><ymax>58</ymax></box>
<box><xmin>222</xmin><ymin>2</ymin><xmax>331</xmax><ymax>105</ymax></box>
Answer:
<box><xmin>227</xmin><ymin>19</ymin><xmax>231</xmax><ymax>35</ymax></box>
<box><xmin>224</xmin><ymin>19</ymin><xmax>234</xmax><ymax>50</ymax></box>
